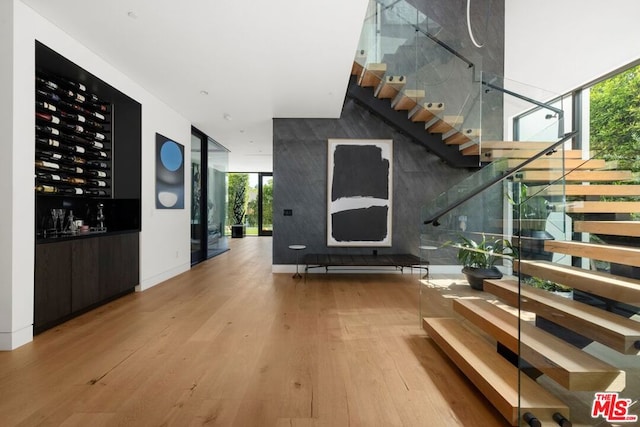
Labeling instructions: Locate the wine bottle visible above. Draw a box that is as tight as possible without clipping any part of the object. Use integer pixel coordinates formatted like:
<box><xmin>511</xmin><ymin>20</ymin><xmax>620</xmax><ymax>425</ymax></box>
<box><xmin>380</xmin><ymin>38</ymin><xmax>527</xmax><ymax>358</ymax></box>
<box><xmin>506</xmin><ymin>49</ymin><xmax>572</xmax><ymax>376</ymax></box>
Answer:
<box><xmin>86</xmin><ymin>170</ymin><xmax>108</xmax><ymax>178</ymax></box>
<box><xmin>36</xmin><ymin>88</ymin><xmax>61</xmax><ymax>103</ymax></box>
<box><xmin>66</xmin><ymin>177</ymin><xmax>87</xmax><ymax>185</ymax></box>
<box><xmin>36</xmin><ymin>172</ymin><xmax>63</xmax><ymax>182</ymax></box>
<box><xmin>36</xmin><ymin>137</ymin><xmax>63</xmax><ymax>150</ymax></box>
<box><xmin>88</xmin><ymin>179</ymin><xmax>108</xmax><ymax>188</ymax></box>
<box><xmin>88</xmin><ymin>160</ymin><xmax>109</xmax><ymax>169</ymax></box>
<box><xmin>36</xmin><ymin>100</ymin><xmax>57</xmax><ymax>112</ymax></box>
<box><xmin>35</xmin><ymin>76</ymin><xmax>58</xmax><ymax>91</ymax></box>
<box><xmin>36</xmin><ymin>150</ymin><xmax>64</xmax><ymax>162</ymax></box>
<box><xmin>35</xmin><ymin>184</ymin><xmax>57</xmax><ymax>193</ymax></box>
<box><xmin>36</xmin><ymin>112</ymin><xmax>61</xmax><ymax>125</ymax></box>
<box><xmin>35</xmin><ymin>124</ymin><xmax>60</xmax><ymax>136</ymax></box>
<box><xmin>35</xmin><ymin>160</ymin><xmax>60</xmax><ymax>170</ymax></box>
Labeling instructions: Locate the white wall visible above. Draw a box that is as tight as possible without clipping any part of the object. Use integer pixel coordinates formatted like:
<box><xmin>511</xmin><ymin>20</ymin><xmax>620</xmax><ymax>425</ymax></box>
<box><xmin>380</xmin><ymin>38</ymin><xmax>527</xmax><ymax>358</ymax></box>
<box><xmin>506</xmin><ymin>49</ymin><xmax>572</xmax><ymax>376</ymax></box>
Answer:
<box><xmin>505</xmin><ymin>0</ymin><xmax>640</xmax><ymax>96</ymax></box>
<box><xmin>1</xmin><ymin>0</ymin><xmax>192</xmax><ymax>350</ymax></box>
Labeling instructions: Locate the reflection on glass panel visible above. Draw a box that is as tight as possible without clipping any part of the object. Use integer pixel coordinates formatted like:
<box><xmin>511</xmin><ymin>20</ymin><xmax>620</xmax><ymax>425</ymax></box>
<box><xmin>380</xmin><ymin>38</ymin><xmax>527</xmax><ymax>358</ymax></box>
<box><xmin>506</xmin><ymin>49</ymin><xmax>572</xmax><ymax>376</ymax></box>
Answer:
<box><xmin>207</xmin><ymin>138</ymin><xmax>229</xmax><ymax>258</ymax></box>
<box><xmin>191</xmin><ymin>133</ymin><xmax>203</xmax><ymax>261</ymax></box>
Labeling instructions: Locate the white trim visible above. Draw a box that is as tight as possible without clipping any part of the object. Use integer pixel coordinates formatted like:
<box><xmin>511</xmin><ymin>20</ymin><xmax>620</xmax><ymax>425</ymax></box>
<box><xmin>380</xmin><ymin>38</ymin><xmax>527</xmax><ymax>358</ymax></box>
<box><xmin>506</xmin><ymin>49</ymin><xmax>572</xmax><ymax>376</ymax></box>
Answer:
<box><xmin>0</xmin><ymin>325</ymin><xmax>33</xmax><ymax>351</ymax></box>
<box><xmin>137</xmin><ymin>262</ymin><xmax>190</xmax><ymax>291</ymax></box>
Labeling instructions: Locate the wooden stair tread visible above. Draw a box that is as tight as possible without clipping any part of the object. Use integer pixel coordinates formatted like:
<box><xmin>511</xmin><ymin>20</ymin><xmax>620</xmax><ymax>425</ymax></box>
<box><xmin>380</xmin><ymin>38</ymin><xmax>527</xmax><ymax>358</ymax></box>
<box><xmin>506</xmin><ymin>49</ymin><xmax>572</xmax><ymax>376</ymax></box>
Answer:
<box><xmin>409</xmin><ymin>102</ymin><xmax>444</xmax><ymax>122</ymax></box>
<box><xmin>358</xmin><ymin>63</ymin><xmax>386</xmax><ymax>87</ymax></box>
<box><xmin>423</xmin><ymin>317</ymin><xmax>569</xmax><ymax>425</ymax></box>
<box><xmin>453</xmin><ymin>299</ymin><xmax>625</xmax><ymax>391</ymax></box>
<box><xmin>391</xmin><ymin>89</ymin><xmax>424</xmax><ymax>111</ymax></box>
<box><xmin>516</xmin><ymin>169</ymin><xmax>634</xmax><ymax>182</ymax></box>
<box><xmin>445</xmin><ymin>128</ymin><xmax>480</xmax><ymax>145</ymax></box>
<box><xmin>428</xmin><ymin>115</ymin><xmax>463</xmax><ymax>134</ymax></box>
<box><xmin>575</xmin><ymin>220</ymin><xmax>640</xmax><ymax>237</ymax></box>
<box><xmin>531</xmin><ymin>184</ymin><xmax>640</xmax><ymax>196</ymax></box>
<box><xmin>484</xmin><ymin>278</ymin><xmax>640</xmax><ymax>354</ymax></box>
<box><xmin>543</xmin><ymin>240</ymin><xmax>640</xmax><ymax>267</ymax></box>
<box><xmin>563</xmin><ymin>201</ymin><xmax>640</xmax><ymax>214</ymax></box>
<box><xmin>374</xmin><ymin>76</ymin><xmax>406</xmax><ymax>99</ymax></box>
<box><xmin>483</xmin><ymin>149</ymin><xmax>584</xmax><ymax>161</ymax></box>
<box><xmin>507</xmin><ymin>158</ymin><xmax>606</xmax><ymax>170</ymax></box>
<box><xmin>516</xmin><ymin>259</ymin><xmax>640</xmax><ymax>305</ymax></box>
<box><xmin>481</xmin><ymin>141</ymin><xmax>563</xmax><ymax>150</ymax></box>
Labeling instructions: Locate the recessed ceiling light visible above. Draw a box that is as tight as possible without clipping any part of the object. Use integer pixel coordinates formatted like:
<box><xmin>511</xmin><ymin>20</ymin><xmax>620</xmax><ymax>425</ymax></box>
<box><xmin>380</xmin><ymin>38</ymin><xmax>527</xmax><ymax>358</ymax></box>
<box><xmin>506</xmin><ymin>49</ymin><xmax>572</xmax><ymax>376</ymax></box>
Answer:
<box><xmin>223</xmin><ymin>113</ymin><xmax>232</xmax><ymax>121</ymax></box>
<box><xmin>199</xmin><ymin>90</ymin><xmax>209</xmax><ymax>95</ymax></box>
<box><xmin>127</xmin><ymin>11</ymin><xmax>138</xmax><ymax>19</ymax></box>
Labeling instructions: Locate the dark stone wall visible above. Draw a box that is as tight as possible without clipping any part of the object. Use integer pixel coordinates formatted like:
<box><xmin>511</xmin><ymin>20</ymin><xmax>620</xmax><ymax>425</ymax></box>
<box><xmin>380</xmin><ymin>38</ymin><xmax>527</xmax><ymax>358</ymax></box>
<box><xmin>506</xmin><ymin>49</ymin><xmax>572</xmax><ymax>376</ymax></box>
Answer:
<box><xmin>273</xmin><ymin>99</ymin><xmax>473</xmax><ymax>264</ymax></box>
<box><xmin>272</xmin><ymin>0</ymin><xmax>505</xmax><ymax>265</ymax></box>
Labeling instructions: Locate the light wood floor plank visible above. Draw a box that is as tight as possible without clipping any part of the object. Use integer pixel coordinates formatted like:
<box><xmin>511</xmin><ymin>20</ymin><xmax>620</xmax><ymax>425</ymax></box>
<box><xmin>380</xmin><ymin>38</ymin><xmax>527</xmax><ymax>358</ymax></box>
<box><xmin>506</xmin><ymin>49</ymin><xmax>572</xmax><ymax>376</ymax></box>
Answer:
<box><xmin>0</xmin><ymin>237</ymin><xmax>508</xmax><ymax>426</ymax></box>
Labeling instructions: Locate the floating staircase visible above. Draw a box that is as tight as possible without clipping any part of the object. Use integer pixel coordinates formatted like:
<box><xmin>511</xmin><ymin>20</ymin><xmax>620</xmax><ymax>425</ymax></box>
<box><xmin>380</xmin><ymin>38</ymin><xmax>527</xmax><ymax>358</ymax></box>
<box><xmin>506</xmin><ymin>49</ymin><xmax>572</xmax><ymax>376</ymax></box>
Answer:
<box><xmin>420</xmin><ymin>143</ymin><xmax>639</xmax><ymax>425</ymax></box>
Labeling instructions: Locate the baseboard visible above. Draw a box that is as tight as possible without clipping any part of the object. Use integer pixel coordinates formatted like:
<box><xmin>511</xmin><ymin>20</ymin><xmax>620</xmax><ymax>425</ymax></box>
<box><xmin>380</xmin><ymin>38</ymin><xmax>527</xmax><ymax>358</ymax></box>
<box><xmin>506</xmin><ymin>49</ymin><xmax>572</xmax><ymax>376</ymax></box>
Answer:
<box><xmin>137</xmin><ymin>262</ymin><xmax>190</xmax><ymax>292</ymax></box>
<box><xmin>0</xmin><ymin>325</ymin><xmax>33</xmax><ymax>351</ymax></box>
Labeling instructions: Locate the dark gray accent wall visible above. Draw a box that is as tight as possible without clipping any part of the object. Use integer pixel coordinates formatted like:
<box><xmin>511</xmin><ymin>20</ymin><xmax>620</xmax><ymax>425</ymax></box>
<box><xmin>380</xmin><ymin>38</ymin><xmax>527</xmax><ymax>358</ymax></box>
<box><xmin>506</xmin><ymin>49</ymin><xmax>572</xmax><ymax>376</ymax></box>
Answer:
<box><xmin>273</xmin><ymin>99</ymin><xmax>473</xmax><ymax>264</ymax></box>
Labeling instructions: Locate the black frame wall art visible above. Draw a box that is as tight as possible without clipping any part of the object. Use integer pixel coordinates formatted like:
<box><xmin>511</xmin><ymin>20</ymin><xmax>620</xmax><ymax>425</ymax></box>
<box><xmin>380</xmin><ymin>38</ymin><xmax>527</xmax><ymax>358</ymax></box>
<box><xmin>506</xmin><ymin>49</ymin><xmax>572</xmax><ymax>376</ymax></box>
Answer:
<box><xmin>327</xmin><ymin>139</ymin><xmax>393</xmax><ymax>247</ymax></box>
<box><xmin>155</xmin><ymin>133</ymin><xmax>185</xmax><ymax>209</ymax></box>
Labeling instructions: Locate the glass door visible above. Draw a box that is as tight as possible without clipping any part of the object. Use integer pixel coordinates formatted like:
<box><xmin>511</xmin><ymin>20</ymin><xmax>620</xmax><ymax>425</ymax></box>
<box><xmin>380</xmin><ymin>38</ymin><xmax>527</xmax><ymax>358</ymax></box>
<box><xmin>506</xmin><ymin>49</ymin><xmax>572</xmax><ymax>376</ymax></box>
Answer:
<box><xmin>191</xmin><ymin>130</ymin><xmax>205</xmax><ymax>264</ymax></box>
<box><xmin>258</xmin><ymin>173</ymin><xmax>273</xmax><ymax>236</ymax></box>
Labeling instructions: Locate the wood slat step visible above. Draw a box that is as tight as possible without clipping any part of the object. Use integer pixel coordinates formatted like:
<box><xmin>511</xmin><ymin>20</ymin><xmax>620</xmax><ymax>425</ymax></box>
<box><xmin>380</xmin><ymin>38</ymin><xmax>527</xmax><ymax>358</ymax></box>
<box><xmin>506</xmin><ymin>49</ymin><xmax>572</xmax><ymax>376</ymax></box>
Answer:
<box><xmin>427</xmin><ymin>115</ymin><xmax>463</xmax><ymax>134</ymax></box>
<box><xmin>423</xmin><ymin>317</ymin><xmax>569</xmax><ymax>426</ymax></box>
<box><xmin>481</xmin><ymin>141</ymin><xmax>563</xmax><ymax>150</ymax></box>
<box><xmin>563</xmin><ymin>201</ymin><xmax>640</xmax><ymax>214</ymax></box>
<box><xmin>507</xmin><ymin>158</ymin><xmax>606</xmax><ymax>170</ymax></box>
<box><xmin>453</xmin><ymin>299</ymin><xmax>625</xmax><ymax>391</ymax></box>
<box><xmin>374</xmin><ymin>76</ymin><xmax>406</xmax><ymax>99</ymax></box>
<box><xmin>445</xmin><ymin>128</ymin><xmax>480</xmax><ymax>145</ymax></box>
<box><xmin>391</xmin><ymin>89</ymin><xmax>425</xmax><ymax>111</ymax></box>
<box><xmin>409</xmin><ymin>102</ymin><xmax>444</xmax><ymax>122</ymax></box>
<box><xmin>516</xmin><ymin>259</ymin><xmax>640</xmax><ymax>305</ymax></box>
<box><xmin>530</xmin><ymin>184</ymin><xmax>640</xmax><ymax>196</ymax></box>
<box><xmin>351</xmin><ymin>61</ymin><xmax>364</xmax><ymax>77</ymax></box>
<box><xmin>358</xmin><ymin>63</ymin><xmax>386</xmax><ymax>87</ymax></box>
<box><xmin>461</xmin><ymin>143</ymin><xmax>479</xmax><ymax>155</ymax></box>
<box><xmin>575</xmin><ymin>220</ymin><xmax>640</xmax><ymax>237</ymax></box>
<box><xmin>542</xmin><ymin>240</ymin><xmax>640</xmax><ymax>267</ymax></box>
<box><xmin>482</xmin><ymin>149</ymin><xmax>584</xmax><ymax>161</ymax></box>
<box><xmin>485</xmin><ymin>278</ymin><xmax>640</xmax><ymax>354</ymax></box>
<box><xmin>516</xmin><ymin>169</ymin><xmax>634</xmax><ymax>182</ymax></box>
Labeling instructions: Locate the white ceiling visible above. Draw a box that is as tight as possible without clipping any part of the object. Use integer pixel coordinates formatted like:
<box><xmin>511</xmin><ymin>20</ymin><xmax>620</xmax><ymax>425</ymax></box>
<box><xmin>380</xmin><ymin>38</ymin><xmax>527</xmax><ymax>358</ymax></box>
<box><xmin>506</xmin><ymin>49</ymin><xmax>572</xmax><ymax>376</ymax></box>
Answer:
<box><xmin>21</xmin><ymin>0</ymin><xmax>370</xmax><ymax>171</ymax></box>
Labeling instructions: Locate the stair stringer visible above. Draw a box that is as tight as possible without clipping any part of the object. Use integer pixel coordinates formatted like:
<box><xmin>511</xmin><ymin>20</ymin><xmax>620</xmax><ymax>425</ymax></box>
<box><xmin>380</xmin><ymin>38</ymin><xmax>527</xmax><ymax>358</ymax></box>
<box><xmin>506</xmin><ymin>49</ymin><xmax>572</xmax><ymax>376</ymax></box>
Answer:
<box><xmin>346</xmin><ymin>75</ymin><xmax>480</xmax><ymax>168</ymax></box>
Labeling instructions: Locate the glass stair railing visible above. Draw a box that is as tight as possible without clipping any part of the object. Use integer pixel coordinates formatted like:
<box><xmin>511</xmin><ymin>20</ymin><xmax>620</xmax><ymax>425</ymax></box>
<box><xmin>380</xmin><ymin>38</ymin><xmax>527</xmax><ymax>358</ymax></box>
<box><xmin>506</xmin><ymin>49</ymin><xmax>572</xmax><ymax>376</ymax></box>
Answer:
<box><xmin>353</xmin><ymin>0</ymin><xmax>569</xmax><ymax>170</ymax></box>
<box><xmin>419</xmin><ymin>134</ymin><xmax>640</xmax><ymax>425</ymax></box>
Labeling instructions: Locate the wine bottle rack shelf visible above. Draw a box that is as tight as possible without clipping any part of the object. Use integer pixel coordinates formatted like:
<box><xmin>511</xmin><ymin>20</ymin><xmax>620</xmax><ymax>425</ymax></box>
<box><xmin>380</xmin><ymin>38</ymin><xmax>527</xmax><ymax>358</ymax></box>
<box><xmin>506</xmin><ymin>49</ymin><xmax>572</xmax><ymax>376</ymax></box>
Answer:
<box><xmin>35</xmin><ymin>70</ymin><xmax>113</xmax><ymax>197</ymax></box>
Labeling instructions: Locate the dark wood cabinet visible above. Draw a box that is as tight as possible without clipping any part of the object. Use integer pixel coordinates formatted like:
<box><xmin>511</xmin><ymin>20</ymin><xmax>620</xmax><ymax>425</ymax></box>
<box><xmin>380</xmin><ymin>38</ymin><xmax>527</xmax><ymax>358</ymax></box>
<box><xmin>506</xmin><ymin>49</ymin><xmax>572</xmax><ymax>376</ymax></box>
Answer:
<box><xmin>34</xmin><ymin>232</ymin><xmax>139</xmax><ymax>333</ymax></box>
<box><xmin>34</xmin><ymin>243</ymin><xmax>72</xmax><ymax>328</ymax></box>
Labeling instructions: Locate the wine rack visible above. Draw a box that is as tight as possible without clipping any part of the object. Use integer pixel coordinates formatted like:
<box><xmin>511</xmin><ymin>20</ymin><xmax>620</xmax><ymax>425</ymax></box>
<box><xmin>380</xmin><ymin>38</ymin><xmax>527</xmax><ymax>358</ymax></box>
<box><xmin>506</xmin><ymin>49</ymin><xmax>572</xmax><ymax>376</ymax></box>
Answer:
<box><xmin>35</xmin><ymin>70</ymin><xmax>112</xmax><ymax>197</ymax></box>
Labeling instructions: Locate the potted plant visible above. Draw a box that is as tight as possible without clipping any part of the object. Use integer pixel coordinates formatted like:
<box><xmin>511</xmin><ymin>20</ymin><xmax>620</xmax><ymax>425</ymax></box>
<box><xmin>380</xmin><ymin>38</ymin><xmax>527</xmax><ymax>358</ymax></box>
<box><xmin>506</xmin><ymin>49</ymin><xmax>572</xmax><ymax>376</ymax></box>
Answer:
<box><xmin>513</xmin><ymin>183</ymin><xmax>555</xmax><ymax>261</ymax></box>
<box><xmin>228</xmin><ymin>173</ymin><xmax>248</xmax><ymax>238</ymax></box>
<box><xmin>455</xmin><ymin>233</ymin><xmax>516</xmax><ymax>290</ymax></box>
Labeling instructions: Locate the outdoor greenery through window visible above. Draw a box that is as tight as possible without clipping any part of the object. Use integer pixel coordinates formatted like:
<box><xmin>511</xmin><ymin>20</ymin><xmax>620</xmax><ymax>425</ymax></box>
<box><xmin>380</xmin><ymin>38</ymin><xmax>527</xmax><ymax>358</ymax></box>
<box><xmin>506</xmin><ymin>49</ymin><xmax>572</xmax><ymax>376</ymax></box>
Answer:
<box><xmin>589</xmin><ymin>63</ymin><xmax>640</xmax><ymax>173</ymax></box>
<box><xmin>226</xmin><ymin>172</ymin><xmax>273</xmax><ymax>236</ymax></box>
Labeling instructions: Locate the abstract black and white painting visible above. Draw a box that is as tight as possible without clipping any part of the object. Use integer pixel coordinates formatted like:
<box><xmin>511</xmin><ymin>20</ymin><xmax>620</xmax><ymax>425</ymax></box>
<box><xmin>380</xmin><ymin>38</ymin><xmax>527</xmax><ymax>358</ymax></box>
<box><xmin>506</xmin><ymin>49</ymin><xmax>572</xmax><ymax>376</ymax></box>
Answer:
<box><xmin>327</xmin><ymin>139</ymin><xmax>393</xmax><ymax>246</ymax></box>
<box><xmin>156</xmin><ymin>133</ymin><xmax>185</xmax><ymax>209</ymax></box>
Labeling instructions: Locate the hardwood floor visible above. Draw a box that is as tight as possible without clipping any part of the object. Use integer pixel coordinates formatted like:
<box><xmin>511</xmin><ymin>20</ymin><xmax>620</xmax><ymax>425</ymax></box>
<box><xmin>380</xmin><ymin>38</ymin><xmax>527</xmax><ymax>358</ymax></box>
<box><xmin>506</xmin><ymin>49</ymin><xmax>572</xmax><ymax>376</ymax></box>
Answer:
<box><xmin>0</xmin><ymin>237</ymin><xmax>506</xmax><ymax>426</ymax></box>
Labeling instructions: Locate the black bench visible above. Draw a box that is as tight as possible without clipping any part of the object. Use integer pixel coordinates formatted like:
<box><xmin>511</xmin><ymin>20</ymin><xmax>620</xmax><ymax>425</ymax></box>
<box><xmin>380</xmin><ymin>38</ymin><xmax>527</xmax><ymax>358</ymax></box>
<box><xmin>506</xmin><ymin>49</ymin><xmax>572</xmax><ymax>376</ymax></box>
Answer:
<box><xmin>303</xmin><ymin>253</ymin><xmax>422</xmax><ymax>273</ymax></box>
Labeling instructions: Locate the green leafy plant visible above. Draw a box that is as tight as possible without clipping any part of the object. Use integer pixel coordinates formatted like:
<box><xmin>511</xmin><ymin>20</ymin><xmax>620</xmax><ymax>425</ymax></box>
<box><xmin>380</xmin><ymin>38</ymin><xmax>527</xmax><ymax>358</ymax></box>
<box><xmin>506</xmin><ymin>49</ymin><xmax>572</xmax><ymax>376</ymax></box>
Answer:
<box><xmin>523</xmin><ymin>276</ymin><xmax>571</xmax><ymax>292</ymax></box>
<box><xmin>455</xmin><ymin>233</ymin><xmax>517</xmax><ymax>268</ymax></box>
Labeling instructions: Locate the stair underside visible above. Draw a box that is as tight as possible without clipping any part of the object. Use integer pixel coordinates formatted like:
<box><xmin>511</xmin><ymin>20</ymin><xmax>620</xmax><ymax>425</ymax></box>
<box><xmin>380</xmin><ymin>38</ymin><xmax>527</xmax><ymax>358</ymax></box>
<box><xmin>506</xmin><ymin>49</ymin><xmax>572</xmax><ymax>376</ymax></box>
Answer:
<box><xmin>507</xmin><ymin>158</ymin><xmax>606</xmax><ymax>170</ymax></box>
<box><xmin>517</xmin><ymin>169</ymin><xmax>634</xmax><ymax>182</ymax></box>
<box><xmin>453</xmin><ymin>299</ymin><xmax>625</xmax><ymax>391</ymax></box>
<box><xmin>484</xmin><ymin>278</ymin><xmax>640</xmax><ymax>354</ymax></box>
<box><xmin>515</xmin><ymin>259</ymin><xmax>640</xmax><ymax>305</ymax></box>
<box><xmin>423</xmin><ymin>317</ymin><xmax>569</xmax><ymax>426</ymax></box>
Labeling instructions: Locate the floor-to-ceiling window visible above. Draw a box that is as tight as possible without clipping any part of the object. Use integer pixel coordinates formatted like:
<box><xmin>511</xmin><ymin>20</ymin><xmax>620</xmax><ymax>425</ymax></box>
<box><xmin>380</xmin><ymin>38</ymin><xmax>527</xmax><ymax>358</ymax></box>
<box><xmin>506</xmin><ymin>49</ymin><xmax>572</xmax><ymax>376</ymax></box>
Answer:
<box><xmin>191</xmin><ymin>127</ymin><xmax>229</xmax><ymax>265</ymax></box>
<box><xmin>226</xmin><ymin>172</ymin><xmax>273</xmax><ymax>237</ymax></box>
